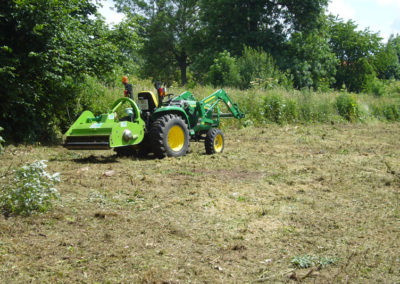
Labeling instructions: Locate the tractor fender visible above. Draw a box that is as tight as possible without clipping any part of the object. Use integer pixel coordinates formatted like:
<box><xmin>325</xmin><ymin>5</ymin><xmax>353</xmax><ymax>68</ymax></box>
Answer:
<box><xmin>152</xmin><ymin>106</ymin><xmax>192</xmax><ymax>128</ymax></box>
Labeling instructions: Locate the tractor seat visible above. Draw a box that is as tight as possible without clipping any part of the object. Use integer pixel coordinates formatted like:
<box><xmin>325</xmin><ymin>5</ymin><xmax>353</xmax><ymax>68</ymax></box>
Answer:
<box><xmin>138</xmin><ymin>91</ymin><xmax>158</xmax><ymax>112</ymax></box>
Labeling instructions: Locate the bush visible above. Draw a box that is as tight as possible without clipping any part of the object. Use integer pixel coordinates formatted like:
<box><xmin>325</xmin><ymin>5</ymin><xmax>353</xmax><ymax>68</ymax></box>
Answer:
<box><xmin>0</xmin><ymin>126</ymin><xmax>4</xmax><ymax>153</ymax></box>
<box><xmin>237</xmin><ymin>93</ymin><xmax>265</xmax><ymax>124</ymax></box>
<box><xmin>364</xmin><ymin>78</ymin><xmax>386</xmax><ymax>97</ymax></box>
<box><xmin>237</xmin><ymin>46</ymin><xmax>292</xmax><ymax>90</ymax></box>
<box><xmin>0</xmin><ymin>160</ymin><xmax>60</xmax><ymax>216</ymax></box>
<box><xmin>206</xmin><ymin>47</ymin><xmax>292</xmax><ymax>90</ymax></box>
<box><xmin>284</xmin><ymin>99</ymin><xmax>298</xmax><ymax>123</ymax></box>
<box><xmin>206</xmin><ymin>51</ymin><xmax>240</xmax><ymax>88</ymax></box>
<box><xmin>335</xmin><ymin>93</ymin><xmax>360</xmax><ymax>121</ymax></box>
<box><xmin>263</xmin><ymin>94</ymin><xmax>298</xmax><ymax>124</ymax></box>
<box><xmin>383</xmin><ymin>104</ymin><xmax>400</xmax><ymax>121</ymax></box>
<box><xmin>264</xmin><ymin>94</ymin><xmax>286</xmax><ymax>123</ymax></box>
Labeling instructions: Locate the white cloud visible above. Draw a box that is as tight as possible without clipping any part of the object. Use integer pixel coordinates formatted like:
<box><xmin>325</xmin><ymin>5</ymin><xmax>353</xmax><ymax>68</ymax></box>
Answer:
<box><xmin>327</xmin><ymin>0</ymin><xmax>356</xmax><ymax>21</ymax></box>
<box><xmin>377</xmin><ymin>0</ymin><xmax>400</xmax><ymax>7</ymax></box>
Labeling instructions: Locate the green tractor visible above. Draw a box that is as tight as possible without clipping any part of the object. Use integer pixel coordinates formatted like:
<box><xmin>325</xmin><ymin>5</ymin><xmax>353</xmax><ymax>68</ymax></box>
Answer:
<box><xmin>63</xmin><ymin>88</ymin><xmax>244</xmax><ymax>158</ymax></box>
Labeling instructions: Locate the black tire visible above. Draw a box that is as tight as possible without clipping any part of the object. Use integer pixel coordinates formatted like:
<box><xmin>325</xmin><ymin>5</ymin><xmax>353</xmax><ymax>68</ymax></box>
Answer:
<box><xmin>149</xmin><ymin>114</ymin><xmax>190</xmax><ymax>158</ymax></box>
<box><xmin>205</xmin><ymin>128</ymin><xmax>224</xmax><ymax>154</ymax></box>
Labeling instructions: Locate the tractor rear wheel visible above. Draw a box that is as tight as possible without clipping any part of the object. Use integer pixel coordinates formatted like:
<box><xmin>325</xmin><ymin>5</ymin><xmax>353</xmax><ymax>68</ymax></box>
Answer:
<box><xmin>149</xmin><ymin>114</ymin><xmax>190</xmax><ymax>158</ymax></box>
<box><xmin>205</xmin><ymin>128</ymin><xmax>224</xmax><ymax>154</ymax></box>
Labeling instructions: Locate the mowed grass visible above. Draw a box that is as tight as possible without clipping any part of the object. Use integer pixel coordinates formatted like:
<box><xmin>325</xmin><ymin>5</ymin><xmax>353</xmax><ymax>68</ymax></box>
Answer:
<box><xmin>0</xmin><ymin>123</ymin><xmax>399</xmax><ymax>283</ymax></box>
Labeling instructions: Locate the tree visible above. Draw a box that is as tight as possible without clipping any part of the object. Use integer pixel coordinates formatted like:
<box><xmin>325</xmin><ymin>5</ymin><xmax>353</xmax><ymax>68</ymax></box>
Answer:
<box><xmin>374</xmin><ymin>40</ymin><xmax>400</xmax><ymax>80</ymax></box>
<box><xmin>390</xmin><ymin>34</ymin><xmax>400</xmax><ymax>62</ymax></box>
<box><xmin>0</xmin><ymin>0</ymin><xmax>119</xmax><ymax>142</ymax></box>
<box><xmin>328</xmin><ymin>16</ymin><xmax>382</xmax><ymax>92</ymax></box>
<box><xmin>199</xmin><ymin>0</ymin><xmax>329</xmax><ymax>57</ymax></box>
<box><xmin>114</xmin><ymin>0</ymin><xmax>201</xmax><ymax>85</ymax></box>
<box><xmin>108</xmin><ymin>17</ymin><xmax>145</xmax><ymax>76</ymax></box>
<box><xmin>286</xmin><ymin>16</ymin><xmax>337</xmax><ymax>90</ymax></box>
<box><xmin>206</xmin><ymin>50</ymin><xmax>240</xmax><ymax>87</ymax></box>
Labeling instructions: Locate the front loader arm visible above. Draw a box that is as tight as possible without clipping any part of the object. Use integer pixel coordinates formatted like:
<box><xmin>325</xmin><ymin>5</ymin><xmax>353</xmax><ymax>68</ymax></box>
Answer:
<box><xmin>201</xmin><ymin>89</ymin><xmax>245</xmax><ymax>119</ymax></box>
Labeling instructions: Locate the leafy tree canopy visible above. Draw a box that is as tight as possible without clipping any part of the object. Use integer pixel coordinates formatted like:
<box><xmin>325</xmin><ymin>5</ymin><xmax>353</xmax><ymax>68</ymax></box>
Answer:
<box><xmin>0</xmin><ymin>0</ymin><xmax>120</xmax><ymax>142</ymax></box>
<box><xmin>114</xmin><ymin>0</ymin><xmax>201</xmax><ymax>85</ymax></box>
<box><xmin>328</xmin><ymin>16</ymin><xmax>382</xmax><ymax>92</ymax></box>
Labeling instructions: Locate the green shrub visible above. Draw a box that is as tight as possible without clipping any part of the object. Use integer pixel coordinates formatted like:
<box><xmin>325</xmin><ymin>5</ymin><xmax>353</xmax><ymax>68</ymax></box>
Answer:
<box><xmin>284</xmin><ymin>99</ymin><xmax>298</xmax><ymax>123</ymax></box>
<box><xmin>0</xmin><ymin>126</ymin><xmax>4</xmax><ymax>153</ymax></box>
<box><xmin>383</xmin><ymin>104</ymin><xmax>400</xmax><ymax>121</ymax></box>
<box><xmin>0</xmin><ymin>160</ymin><xmax>60</xmax><ymax>216</ymax></box>
<box><xmin>335</xmin><ymin>93</ymin><xmax>360</xmax><ymax>121</ymax></box>
<box><xmin>237</xmin><ymin>46</ymin><xmax>292</xmax><ymax>90</ymax></box>
<box><xmin>206</xmin><ymin>50</ymin><xmax>240</xmax><ymax>88</ymax></box>
<box><xmin>387</xmin><ymin>80</ymin><xmax>400</xmax><ymax>96</ymax></box>
<box><xmin>238</xmin><ymin>94</ymin><xmax>265</xmax><ymax>124</ymax></box>
<box><xmin>206</xmin><ymin>47</ymin><xmax>292</xmax><ymax>90</ymax></box>
<box><xmin>364</xmin><ymin>78</ymin><xmax>387</xmax><ymax>97</ymax></box>
<box><xmin>298</xmin><ymin>103</ymin><xmax>313</xmax><ymax>122</ymax></box>
<box><xmin>264</xmin><ymin>94</ymin><xmax>285</xmax><ymax>123</ymax></box>
<box><xmin>263</xmin><ymin>94</ymin><xmax>299</xmax><ymax>124</ymax></box>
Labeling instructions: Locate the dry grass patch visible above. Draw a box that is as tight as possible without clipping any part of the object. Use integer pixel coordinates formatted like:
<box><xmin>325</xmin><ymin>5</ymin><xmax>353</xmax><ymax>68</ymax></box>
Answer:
<box><xmin>0</xmin><ymin>123</ymin><xmax>399</xmax><ymax>283</ymax></box>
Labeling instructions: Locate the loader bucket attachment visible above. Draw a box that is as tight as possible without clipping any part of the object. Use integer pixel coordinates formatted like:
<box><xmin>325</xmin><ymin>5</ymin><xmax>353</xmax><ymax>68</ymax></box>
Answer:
<box><xmin>63</xmin><ymin>98</ymin><xmax>145</xmax><ymax>150</ymax></box>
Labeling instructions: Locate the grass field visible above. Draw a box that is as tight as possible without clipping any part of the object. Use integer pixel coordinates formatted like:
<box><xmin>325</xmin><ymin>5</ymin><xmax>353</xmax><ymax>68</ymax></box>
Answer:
<box><xmin>0</xmin><ymin>122</ymin><xmax>399</xmax><ymax>283</ymax></box>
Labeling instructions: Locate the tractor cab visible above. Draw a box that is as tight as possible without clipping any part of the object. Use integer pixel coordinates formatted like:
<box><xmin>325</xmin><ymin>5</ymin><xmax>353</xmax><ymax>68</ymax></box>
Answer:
<box><xmin>136</xmin><ymin>83</ymin><xmax>170</xmax><ymax>125</ymax></box>
<box><xmin>137</xmin><ymin>91</ymin><xmax>159</xmax><ymax>126</ymax></box>
<box><xmin>138</xmin><ymin>91</ymin><xmax>158</xmax><ymax>112</ymax></box>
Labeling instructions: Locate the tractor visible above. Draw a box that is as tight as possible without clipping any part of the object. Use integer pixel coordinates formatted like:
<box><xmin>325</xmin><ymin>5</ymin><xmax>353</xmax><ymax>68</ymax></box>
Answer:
<box><xmin>63</xmin><ymin>87</ymin><xmax>244</xmax><ymax>158</ymax></box>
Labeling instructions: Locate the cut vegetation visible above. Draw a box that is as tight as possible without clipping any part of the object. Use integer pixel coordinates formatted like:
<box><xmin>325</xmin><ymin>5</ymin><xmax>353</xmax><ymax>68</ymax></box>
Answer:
<box><xmin>0</xmin><ymin>123</ymin><xmax>399</xmax><ymax>282</ymax></box>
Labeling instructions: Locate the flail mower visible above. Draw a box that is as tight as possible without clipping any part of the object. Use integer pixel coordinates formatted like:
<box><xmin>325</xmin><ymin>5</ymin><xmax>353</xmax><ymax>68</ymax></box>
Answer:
<box><xmin>63</xmin><ymin>87</ymin><xmax>244</xmax><ymax>158</ymax></box>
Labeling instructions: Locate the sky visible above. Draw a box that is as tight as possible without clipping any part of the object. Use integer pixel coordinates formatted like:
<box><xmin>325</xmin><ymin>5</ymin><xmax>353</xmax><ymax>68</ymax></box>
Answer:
<box><xmin>328</xmin><ymin>0</ymin><xmax>400</xmax><ymax>41</ymax></box>
<box><xmin>97</xmin><ymin>0</ymin><xmax>400</xmax><ymax>42</ymax></box>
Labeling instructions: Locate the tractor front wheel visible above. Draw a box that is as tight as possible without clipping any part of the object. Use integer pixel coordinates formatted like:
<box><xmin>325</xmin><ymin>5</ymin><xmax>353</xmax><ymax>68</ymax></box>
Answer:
<box><xmin>205</xmin><ymin>128</ymin><xmax>225</xmax><ymax>154</ymax></box>
<box><xmin>150</xmin><ymin>114</ymin><xmax>190</xmax><ymax>158</ymax></box>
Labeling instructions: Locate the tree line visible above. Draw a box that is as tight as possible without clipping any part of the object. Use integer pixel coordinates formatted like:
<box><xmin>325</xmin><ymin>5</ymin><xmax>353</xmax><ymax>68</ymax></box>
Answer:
<box><xmin>1</xmin><ymin>0</ymin><xmax>400</xmax><ymax>142</ymax></box>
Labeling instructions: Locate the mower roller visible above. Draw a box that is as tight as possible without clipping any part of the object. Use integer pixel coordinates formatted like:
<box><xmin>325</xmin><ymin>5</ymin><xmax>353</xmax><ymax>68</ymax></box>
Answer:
<box><xmin>64</xmin><ymin>88</ymin><xmax>244</xmax><ymax>158</ymax></box>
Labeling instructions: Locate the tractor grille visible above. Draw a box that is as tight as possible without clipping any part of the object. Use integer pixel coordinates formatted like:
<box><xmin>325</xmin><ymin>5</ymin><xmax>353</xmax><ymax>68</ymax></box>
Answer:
<box><xmin>64</xmin><ymin>135</ymin><xmax>110</xmax><ymax>150</ymax></box>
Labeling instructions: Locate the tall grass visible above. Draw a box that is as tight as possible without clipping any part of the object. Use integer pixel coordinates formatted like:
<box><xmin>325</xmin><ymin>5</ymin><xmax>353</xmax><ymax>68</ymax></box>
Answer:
<box><xmin>75</xmin><ymin>76</ymin><xmax>400</xmax><ymax>127</ymax></box>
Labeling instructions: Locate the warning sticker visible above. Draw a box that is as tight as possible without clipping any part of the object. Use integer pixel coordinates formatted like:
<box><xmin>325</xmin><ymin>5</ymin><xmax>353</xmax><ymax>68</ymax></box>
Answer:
<box><xmin>108</xmin><ymin>114</ymin><xmax>115</xmax><ymax>120</ymax></box>
<box><xmin>90</xmin><ymin>123</ymin><xmax>103</xmax><ymax>129</ymax></box>
<box><xmin>120</xmin><ymin>122</ymin><xmax>127</xmax><ymax>127</ymax></box>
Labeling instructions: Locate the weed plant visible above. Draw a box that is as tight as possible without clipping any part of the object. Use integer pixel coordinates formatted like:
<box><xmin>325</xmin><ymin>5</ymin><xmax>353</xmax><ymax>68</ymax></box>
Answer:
<box><xmin>335</xmin><ymin>93</ymin><xmax>361</xmax><ymax>122</ymax></box>
<box><xmin>0</xmin><ymin>160</ymin><xmax>60</xmax><ymax>216</ymax></box>
<box><xmin>291</xmin><ymin>255</ymin><xmax>338</xmax><ymax>269</ymax></box>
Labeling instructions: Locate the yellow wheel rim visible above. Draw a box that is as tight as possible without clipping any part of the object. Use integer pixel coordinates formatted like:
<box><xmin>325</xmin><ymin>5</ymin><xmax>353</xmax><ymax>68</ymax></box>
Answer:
<box><xmin>214</xmin><ymin>134</ymin><xmax>223</xmax><ymax>152</ymax></box>
<box><xmin>168</xmin><ymin>125</ymin><xmax>185</xmax><ymax>152</ymax></box>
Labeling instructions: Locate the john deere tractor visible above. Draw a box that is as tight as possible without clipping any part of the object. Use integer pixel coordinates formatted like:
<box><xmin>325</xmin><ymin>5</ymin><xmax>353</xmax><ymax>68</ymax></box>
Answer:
<box><xmin>64</xmin><ymin>88</ymin><xmax>244</xmax><ymax>158</ymax></box>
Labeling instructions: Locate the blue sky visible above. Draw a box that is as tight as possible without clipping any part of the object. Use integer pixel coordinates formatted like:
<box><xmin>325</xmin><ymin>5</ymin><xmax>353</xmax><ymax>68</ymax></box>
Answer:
<box><xmin>328</xmin><ymin>0</ymin><xmax>400</xmax><ymax>41</ymax></box>
<box><xmin>98</xmin><ymin>0</ymin><xmax>400</xmax><ymax>42</ymax></box>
